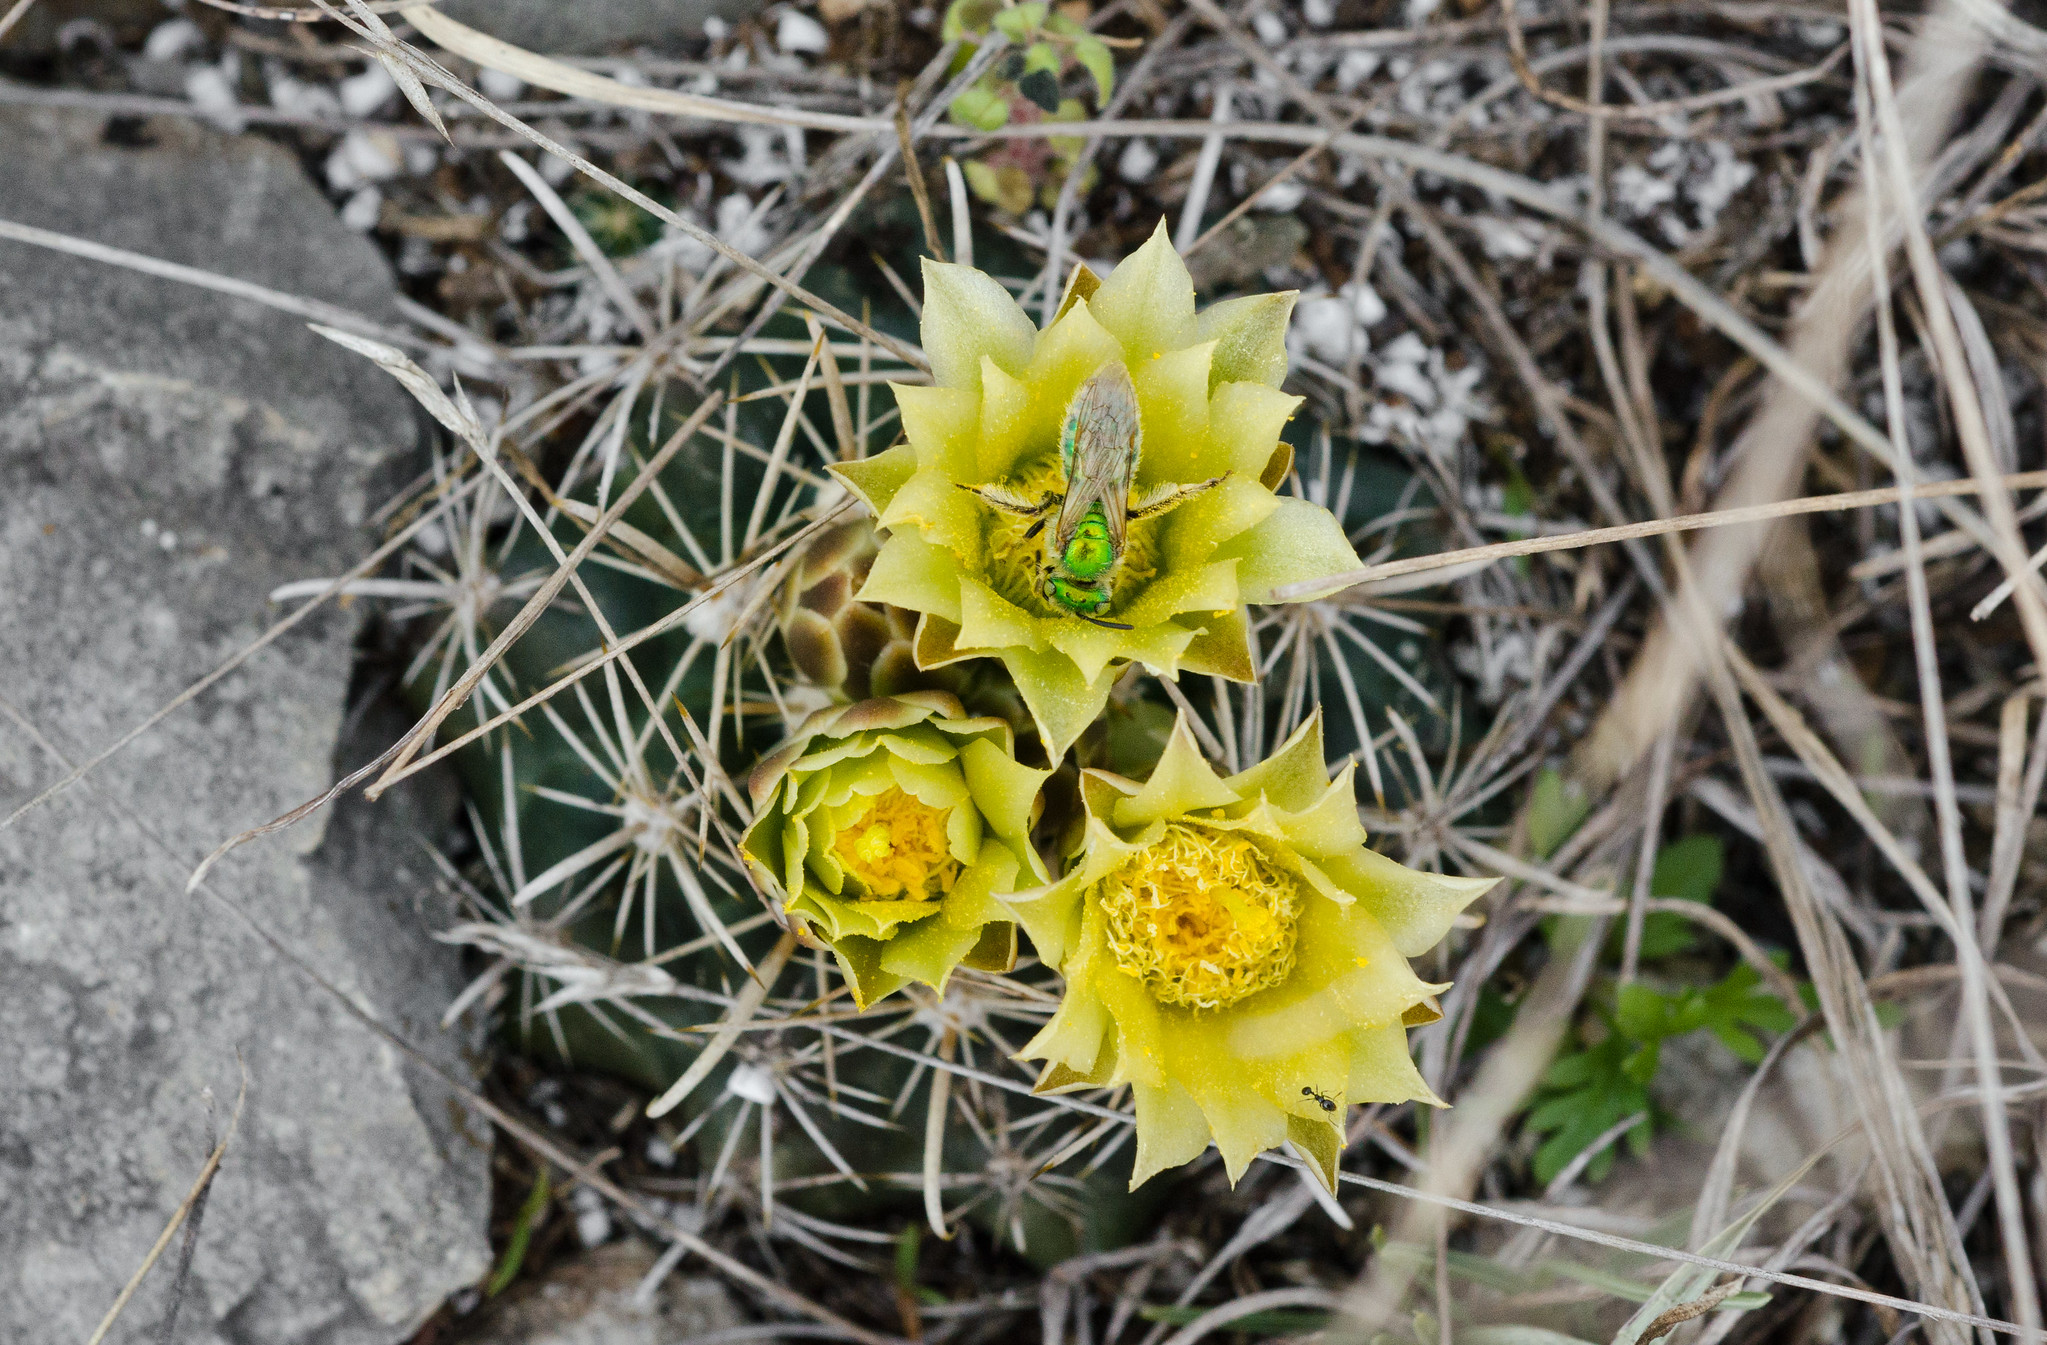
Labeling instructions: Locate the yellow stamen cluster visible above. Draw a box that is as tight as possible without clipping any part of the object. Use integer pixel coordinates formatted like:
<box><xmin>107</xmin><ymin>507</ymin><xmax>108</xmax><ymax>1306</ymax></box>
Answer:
<box><xmin>832</xmin><ymin>787</ymin><xmax>960</xmax><ymax>901</ymax></box>
<box><xmin>1096</xmin><ymin>823</ymin><xmax>1300</xmax><ymax>1010</ymax></box>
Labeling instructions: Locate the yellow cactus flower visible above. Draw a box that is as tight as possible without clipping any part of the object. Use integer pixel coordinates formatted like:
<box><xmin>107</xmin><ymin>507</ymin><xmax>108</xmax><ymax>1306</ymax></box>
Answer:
<box><xmin>1006</xmin><ymin>712</ymin><xmax>1495</xmax><ymax>1191</ymax></box>
<box><xmin>832</xmin><ymin>220</ymin><xmax>1365</xmax><ymax>757</ymax></box>
<box><xmin>743</xmin><ymin>692</ymin><xmax>1052</xmax><ymax>1008</ymax></box>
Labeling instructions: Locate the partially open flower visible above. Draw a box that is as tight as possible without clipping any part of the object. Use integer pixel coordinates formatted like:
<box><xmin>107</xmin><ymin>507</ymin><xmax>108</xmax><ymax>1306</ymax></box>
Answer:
<box><xmin>832</xmin><ymin>221</ymin><xmax>1364</xmax><ymax>757</ymax></box>
<box><xmin>1006</xmin><ymin>713</ymin><xmax>1494</xmax><ymax>1190</ymax></box>
<box><xmin>743</xmin><ymin>692</ymin><xmax>1052</xmax><ymax>1008</ymax></box>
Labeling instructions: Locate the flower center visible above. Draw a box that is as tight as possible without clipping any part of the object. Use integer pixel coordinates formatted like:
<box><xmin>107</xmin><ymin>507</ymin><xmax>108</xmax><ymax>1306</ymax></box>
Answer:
<box><xmin>831</xmin><ymin>787</ymin><xmax>959</xmax><ymax>902</ymax></box>
<box><xmin>978</xmin><ymin>459</ymin><xmax>1159</xmax><ymax>621</ymax></box>
<box><xmin>1096</xmin><ymin>823</ymin><xmax>1301</xmax><ymax>1010</ymax></box>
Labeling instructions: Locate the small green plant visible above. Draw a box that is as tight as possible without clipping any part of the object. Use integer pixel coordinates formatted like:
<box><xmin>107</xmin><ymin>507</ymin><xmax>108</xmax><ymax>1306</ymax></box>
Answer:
<box><xmin>943</xmin><ymin>0</ymin><xmax>1115</xmax><ymax>124</ymax></box>
<box><xmin>941</xmin><ymin>0</ymin><xmax>1120</xmax><ymax>214</ymax></box>
<box><xmin>1523</xmin><ymin>836</ymin><xmax>1796</xmax><ymax>1185</ymax></box>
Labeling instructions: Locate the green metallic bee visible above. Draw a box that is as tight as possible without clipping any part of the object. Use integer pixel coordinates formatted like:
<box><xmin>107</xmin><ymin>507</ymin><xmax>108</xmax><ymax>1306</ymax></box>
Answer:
<box><xmin>961</xmin><ymin>361</ymin><xmax>1225</xmax><ymax>629</ymax></box>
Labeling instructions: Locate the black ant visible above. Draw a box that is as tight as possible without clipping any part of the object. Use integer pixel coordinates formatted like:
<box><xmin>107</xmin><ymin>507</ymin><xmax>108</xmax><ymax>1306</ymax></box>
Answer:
<box><xmin>1301</xmin><ymin>1086</ymin><xmax>1338</xmax><ymax>1114</ymax></box>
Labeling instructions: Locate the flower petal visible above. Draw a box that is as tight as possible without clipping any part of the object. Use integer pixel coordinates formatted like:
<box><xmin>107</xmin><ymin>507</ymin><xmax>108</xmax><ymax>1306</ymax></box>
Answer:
<box><xmin>921</xmin><ymin>258</ymin><xmax>1038</xmax><ymax>395</ymax></box>
<box><xmin>1004</xmin><ymin>645</ymin><xmax>1122</xmax><ymax>758</ymax></box>
<box><xmin>958</xmin><ymin>578</ymin><xmax>1047</xmax><ymax>654</ymax></box>
<box><xmin>1226</xmin><ymin>711</ymin><xmax>1328</xmax><ymax>813</ymax></box>
<box><xmin>858</xmin><ymin>532</ymin><xmax>963</xmax><ymax>623</ymax></box>
<box><xmin>1206</xmin><ymin>381</ymin><xmax>1301</xmax><ymax>481</ymax></box>
<box><xmin>959</xmin><ymin>736</ymin><xmax>1052</xmax><ymax>852</ymax></box>
<box><xmin>1044</xmin><ymin>608</ymin><xmax>1197</xmax><ymax>683</ymax></box>
<box><xmin>1113</xmin><ymin>715</ymin><xmax>1235</xmax><ymax>829</ymax></box>
<box><xmin>895</xmin><ymin>382</ymin><xmax>982</xmax><ymax>479</ymax></box>
<box><xmin>829</xmin><ymin>441</ymin><xmax>919</xmax><ymax>517</ymax></box>
<box><xmin>1089</xmin><ymin>218</ymin><xmax>1196</xmax><ymax>361</ymax></box>
<box><xmin>1132</xmin><ymin>340</ymin><xmax>1214</xmax><ymax>489</ymax></box>
<box><xmin>1178</xmin><ymin>609</ymin><xmax>1255</xmax><ymax>682</ymax></box>
<box><xmin>1128</xmin><ymin>1079</ymin><xmax>1213</xmax><ymax>1189</ymax></box>
<box><xmin>1323</xmin><ymin>848</ymin><xmax>1497</xmax><ymax>958</ymax></box>
<box><xmin>977</xmin><ymin>355</ymin><xmax>1036</xmax><ymax>480</ymax></box>
<box><xmin>1220</xmin><ymin>496</ymin><xmax>1364</xmax><ymax>604</ymax></box>
<box><xmin>1194</xmin><ymin>291</ymin><xmax>1297</xmax><ymax>389</ymax></box>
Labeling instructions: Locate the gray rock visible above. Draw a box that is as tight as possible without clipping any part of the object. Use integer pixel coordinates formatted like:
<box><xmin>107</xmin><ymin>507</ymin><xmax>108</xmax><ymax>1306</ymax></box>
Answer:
<box><xmin>0</xmin><ymin>108</ymin><xmax>490</xmax><ymax>1344</ymax></box>
<box><xmin>458</xmin><ymin>1242</ymin><xmax>741</xmax><ymax>1344</ymax></box>
<box><xmin>435</xmin><ymin>0</ymin><xmax>762</xmax><ymax>53</ymax></box>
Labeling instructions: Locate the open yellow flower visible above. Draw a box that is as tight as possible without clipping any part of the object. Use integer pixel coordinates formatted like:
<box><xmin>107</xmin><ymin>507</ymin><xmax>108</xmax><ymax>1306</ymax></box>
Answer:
<box><xmin>742</xmin><ymin>692</ymin><xmax>1051</xmax><ymax>1008</ymax></box>
<box><xmin>1006</xmin><ymin>713</ymin><xmax>1495</xmax><ymax>1191</ymax></box>
<box><xmin>832</xmin><ymin>220</ymin><xmax>1364</xmax><ymax>757</ymax></box>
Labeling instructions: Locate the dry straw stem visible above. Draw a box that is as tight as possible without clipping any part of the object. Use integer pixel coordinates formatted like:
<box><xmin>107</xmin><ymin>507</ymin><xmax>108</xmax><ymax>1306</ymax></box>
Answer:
<box><xmin>1573</xmin><ymin>0</ymin><xmax>1992</xmax><ymax>794</ymax></box>
<box><xmin>84</xmin><ymin>1065</ymin><xmax>246</xmax><ymax>1345</ymax></box>
<box><xmin>1274</xmin><ymin>469</ymin><xmax>2047</xmax><ymax>598</ymax></box>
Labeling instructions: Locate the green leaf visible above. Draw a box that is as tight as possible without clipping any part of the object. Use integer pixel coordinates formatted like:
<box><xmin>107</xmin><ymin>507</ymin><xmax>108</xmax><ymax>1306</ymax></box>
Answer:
<box><xmin>1651</xmin><ymin>834</ymin><xmax>1723</xmax><ymax>904</ymax></box>
<box><xmin>1017</xmin><ymin>60</ymin><xmax>1063</xmax><ymax>113</ymax></box>
<box><xmin>1527</xmin><ymin>768</ymin><xmax>1589</xmax><ymax>860</ymax></box>
<box><xmin>992</xmin><ymin>1</ymin><xmax>1048</xmax><ymax>40</ymax></box>
<box><xmin>948</xmin><ymin>81</ymin><xmax>1011</xmax><ymax>131</ymax></box>
<box><xmin>942</xmin><ymin>0</ymin><xmax>1002</xmax><ymax>38</ymax></box>
<box><xmin>1021</xmin><ymin>38</ymin><xmax>1061</xmax><ymax>73</ymax></box>
<box><xmin>1073</xmin><ymin>34</ymin><xmax>1115</xmax><ymax>107</ymax></box>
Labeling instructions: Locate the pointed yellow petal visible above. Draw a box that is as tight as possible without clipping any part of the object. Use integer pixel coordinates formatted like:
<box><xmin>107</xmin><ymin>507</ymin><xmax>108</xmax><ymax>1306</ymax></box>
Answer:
<box><xmin>1226</xmin><ymin>710</ymin><xmax>1327</xmax><ymax>813</ymax></box>
<box><xmin>1277</xmin><ymin>768</ymin><xmax>1370</xmax><ymax>857</ymax></box>
<box><xmin>1285</xmin><ymin>1114</ymin><xmax>1342</xmax><ymax>1194</ymax></box>
<box><xmin>1043</xmin><ymin>607</ymin><xmax>1196</xmax><ymax>683</ymax></box>
<box><xmin>832</xmin><ymin>934</ymin><xmax>911</xmax><ymax>1010</ymax></box>
<box><xmin>1003</xmin><ymin>645</ymin><xmax>1120</xmax><ymax>758</ymax></box>
<box><xmin>977</xmin><ymin>354</ymin><xmax>1035</xmax><ymax>480</ymax></box>
<box><xmin>1128</xmin><ymin>1079</ymin><xmax>1213</xmax><ymax>1189</ymax></box>
<box><xmin>895</xmin><ymin>382</ymin><xmax>982</xmax><ymax>478</ymax></box>
<box><xmin>1323</xmin><ymin>847</ymin><xmax>1496</xmax><ymax>957</ymax></box>
<box><xmin>1021</xmin><ymin>298</ymin><xmax>1126</xmax><ymax>446</ymax></box>
<box><xmin>1194</xmin><ymin>291</ymin><xmax>1297</xmax><ymax>389</ymax></box>
<box><xmin>1346</xmin><ymin>1024</ymin><xmax>1439</xmax><ymax>1107</ymax></box>
<box><xmin>1132</xmin><ymin>340</ymin><xmax>1214</xmax><ymax>488</ymax></box>
<box><xmin>921</xmin><ymin>258</ymin><xmax>1037</xmax><ymax>395</ymax></box>
<box><xmin>1113</xmin><ymin>715</ymin><xmax>1235</xmax><ymax>828</ymax></box>
<box><xmin>1220</xmin><ymin>496</ymin><xmax>1364</xmax><ymax>604</ymax></box>
<box><xmin>829</xmin><ymin>441</ymin><xmax>918</xmax><ymax>517</ymax></box>
<box><xmin>1089</xmin><ymin>218</ymin><xmax>1196</xmax><ymax>360</ymax></box>
<box><xmin>959</xmin><ymin>736</ymin><xmax>1052</xmax><ymax>847</ymax></box>
<box><xmin>957</xmin><ymin>578</ymin><xmax>1047</xmax><ymax>654</ymax></box>
<box><xmin>1207</xmin><ymin>381</ymin><xmax>1301</xmax><ymax>480</ymax></box>
<box><xmin>1178</xmin><ymin>609</ymin><xmax>1255</xmax><ymax>682</ymax></box>
<box><xmin>857</xmin><ymin>532</ymin><xmax>963</xmax><ymax>623</ymax></box>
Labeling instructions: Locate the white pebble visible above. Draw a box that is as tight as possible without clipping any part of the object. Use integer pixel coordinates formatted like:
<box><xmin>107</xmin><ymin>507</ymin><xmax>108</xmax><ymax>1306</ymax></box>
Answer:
<box><xmin>142</xmin><ymin>18</ymin><xmax>202</xmax><ymax>62</ymax></box>
<box><xmin>184</xmin><ymin>65</ymin><xmax>245</xmax><ymax>133</ymax></box>
<box><xmin>269</xmin><ymin>73</ymin><xmax>340</xmax><ymax>121</ymax></box>
<box><xmin>338</xmin><ymin>61</ymin><xmax>397</xmax><ymax>118</ymax></box>
<box><xmin>777</xmin><ymin>9</ymin><xmax>830</xmax><ymax>53</ymax></box>
<box><xmin>1117</xmin><ymin>138</ymin><xmax>1159</xmax><ymax>184</ymax></box>
<box><xmin>325</xmin><ymin>128</ymin><xmax>402</xmax><ymax>190</ymax></box>
<box><xmin>340</xmin><ymin>187</ymin><xmax>383</xmax><ymax>232</ymax></box>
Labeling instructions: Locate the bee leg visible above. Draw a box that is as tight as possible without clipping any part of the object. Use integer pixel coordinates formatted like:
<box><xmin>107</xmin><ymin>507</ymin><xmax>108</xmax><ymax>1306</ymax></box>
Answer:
<box><xmin>1129</xmin><ymin>472</ymin><xmax>1230</xmax><ymax>521</ymax></box>
<box><xmin>958</xmin><ymin>483</ymin><xmax>1060</xmax><ymax>519</ymax></box>
<box><xmin>1075</xmin><ymin>612</ymin><xmax>1134</xmax><ymax>631</ymax></box>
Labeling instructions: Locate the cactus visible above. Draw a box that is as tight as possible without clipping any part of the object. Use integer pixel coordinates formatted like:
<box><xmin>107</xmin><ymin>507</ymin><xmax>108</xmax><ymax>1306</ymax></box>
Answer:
<box><xmin>320</xmin><ymin>229</ymin><xmax>1463</xmax><ymax>1276</ymax></box>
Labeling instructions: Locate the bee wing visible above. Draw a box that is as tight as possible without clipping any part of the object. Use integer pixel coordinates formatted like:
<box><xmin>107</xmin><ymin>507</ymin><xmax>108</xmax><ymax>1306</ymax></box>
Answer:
<box><xmin>1055</xmin><ymin>362</ymin><xmax>1141</xmax><ymax>553</ymax></box>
